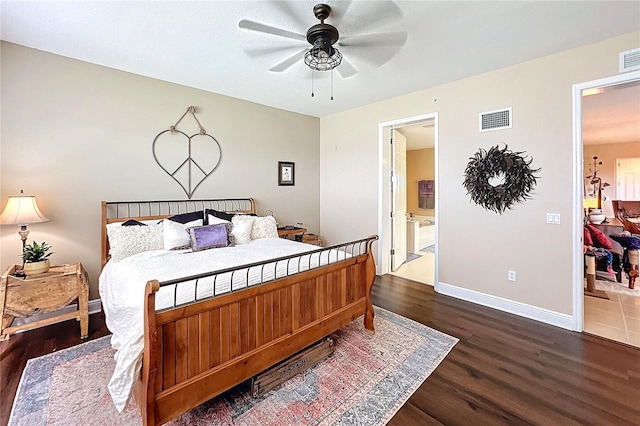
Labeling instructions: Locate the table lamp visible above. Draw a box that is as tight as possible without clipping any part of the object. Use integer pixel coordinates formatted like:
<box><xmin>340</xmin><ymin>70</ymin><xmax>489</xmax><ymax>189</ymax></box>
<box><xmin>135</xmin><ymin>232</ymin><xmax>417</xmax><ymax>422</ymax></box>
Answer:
<box><xmin>0</xmin><ymin>190</ymin><xmax>50</xmax><ymax>274</ymax></box>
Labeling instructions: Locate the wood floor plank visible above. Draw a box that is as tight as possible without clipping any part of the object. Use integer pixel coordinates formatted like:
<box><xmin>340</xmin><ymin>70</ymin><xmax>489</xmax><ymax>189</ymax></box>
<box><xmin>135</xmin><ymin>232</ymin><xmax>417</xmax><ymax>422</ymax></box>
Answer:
<box><xmin>1</xmin><ymin>276</ymin><xmax>639</xmax><ymax>426</ymax></box>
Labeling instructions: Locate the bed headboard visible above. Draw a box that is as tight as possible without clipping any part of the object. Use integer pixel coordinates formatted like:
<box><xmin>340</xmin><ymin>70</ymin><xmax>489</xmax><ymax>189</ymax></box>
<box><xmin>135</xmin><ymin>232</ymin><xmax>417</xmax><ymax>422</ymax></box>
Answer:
<box><xmin>101</xmin><ymin>198</ymin><xmax>255</xmax><ymax>268</ymax></box>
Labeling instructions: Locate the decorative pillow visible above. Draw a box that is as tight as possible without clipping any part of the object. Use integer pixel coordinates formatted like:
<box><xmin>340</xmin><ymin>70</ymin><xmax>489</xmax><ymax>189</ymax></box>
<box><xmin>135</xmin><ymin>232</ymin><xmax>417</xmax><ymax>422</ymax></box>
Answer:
<box><xmin>251</xmin><ymin>215</ymin><xmax>278</xmax><ymax>240</ymax></box>
<box><xmin>122</xmin><ymin>219</ymin><xmax>147</xmax><ymax>226</ymax></box>
<box><xmin>106</xmin><ymin>219</ymin><xmax>158</xmax><ymax>230</ymax></box>
<box><xmin>107</xmin><ymin>223</ymin><xmax>163</xmax><ymax>262</ymax></box>
<box><xmin>205</xmin><ymin>209</ymin><xmax>235</xmax><ymax>223</ymax></box>
<box><xmin>163</xmin><ymin>218</ymin><xmax>203</xmax><ymax>250</ymax></box>
<box><xmin>231</xmin><ymin>215</ymin><xmax>254</xmax><ymax>245</ymax></box>
<box><xmin>189</xmin><ymin>223</ymin><xmax>234</xmax><ymax>251</ymax></box>
<box><xmin>168</xmin><ymin>211</ymin><xmax>204</xmax><ymax>224</ymax></box>
<box><xmin>207</xmin><ymin>214</ymin><xmax>231</xmax><ymax>226</ymax></box>
<box><xmin>583</xmin><ymin>226</ymin><xmax>593</xmax><ymax>247</ymax></box>
<box><xmin>586</xmin><ymin>224</ymin><xmax>612</xmax><ymax>249</ymax></box>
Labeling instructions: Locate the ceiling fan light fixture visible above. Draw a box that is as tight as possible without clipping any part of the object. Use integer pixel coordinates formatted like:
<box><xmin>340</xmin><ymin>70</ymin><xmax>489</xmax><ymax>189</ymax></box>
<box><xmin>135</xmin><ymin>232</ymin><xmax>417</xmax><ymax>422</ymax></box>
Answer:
<box><xmin>304</xmin><ymin>40</ymin><xmax>342</xmax><ymax>71</ymax></box>
<box><xmin>303</xmin><ymin>4</ymin><xmax>341</xmax><ymax>72</ymax></box>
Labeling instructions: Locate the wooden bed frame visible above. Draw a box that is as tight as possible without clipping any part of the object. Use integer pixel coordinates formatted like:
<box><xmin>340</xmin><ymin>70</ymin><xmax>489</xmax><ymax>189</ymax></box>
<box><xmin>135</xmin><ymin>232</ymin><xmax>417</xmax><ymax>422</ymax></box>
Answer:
<box><xmin>101</xmin><ymin>199</ymin><xmax>377</xmax><ymax>425</ymax></box>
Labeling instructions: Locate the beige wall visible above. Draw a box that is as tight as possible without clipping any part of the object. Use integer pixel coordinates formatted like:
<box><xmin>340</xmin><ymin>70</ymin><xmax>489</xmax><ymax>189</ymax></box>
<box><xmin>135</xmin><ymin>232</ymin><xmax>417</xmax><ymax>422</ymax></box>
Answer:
<box><xmin>320</xmin><ymin>32</ymin><xmax>640</xmax><ymax>317</ymax></box>
<box><xmin>0</xmin><ymin>42</ymin><xmax>321</xmax><ymax>297</ymax></box>
<box><xmin>583</xmin><ymin>142</ymin><xmax>640</xmax><ymax>217</ymax></box>
<box><xmin>407</xmin><ymin>148</ymin><xmax>435</xmax><ymax>216</ymax></box>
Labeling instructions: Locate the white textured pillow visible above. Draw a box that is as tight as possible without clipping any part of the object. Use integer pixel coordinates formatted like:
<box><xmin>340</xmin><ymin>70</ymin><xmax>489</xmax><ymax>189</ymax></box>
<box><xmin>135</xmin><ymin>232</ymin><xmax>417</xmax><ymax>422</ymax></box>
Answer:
<box><xmin>207</xmin><ymin>214</ymin><xmax>231</xmax><ymax>226</ymax></box>
<box><xmin>163</xmin><ymin>218</ymin><xmax>203</xmax><ymax>250</ymax></box>
<box><xmin>107</xmin><ymin>223</ymin><xmax>163</xmax><ymax>262</ymax></box>
<box><xmin>251</xmin><ymin>215</ymin><xmax>278</xmax><ymax>240</ymax></box>
<box><xmin>231</xmin><ymin>215</ymin><xmax>254</xmax><ymax>245</ymax></box>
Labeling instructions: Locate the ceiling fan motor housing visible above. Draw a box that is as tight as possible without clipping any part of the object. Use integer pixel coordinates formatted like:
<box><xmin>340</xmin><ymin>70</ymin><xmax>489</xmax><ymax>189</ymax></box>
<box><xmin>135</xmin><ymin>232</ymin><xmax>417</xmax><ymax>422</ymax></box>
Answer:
<box><xmin>307</xmin><ymin>3</ymin><xmax>339</xmax><ymax>57</ymax></box>
<box><xmin>307</xmin><ymin>24</ymin><xmax>339</xmax><ymax>56</ymax></box>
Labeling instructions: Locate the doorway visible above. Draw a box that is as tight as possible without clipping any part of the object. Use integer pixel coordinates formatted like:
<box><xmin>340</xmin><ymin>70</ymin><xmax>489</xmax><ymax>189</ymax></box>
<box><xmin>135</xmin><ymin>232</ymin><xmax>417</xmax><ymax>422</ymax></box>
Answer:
<box><xmin>378</xmin><ymin>113</ymin><xmax>439</xmax><ymax>287</ymax></box>
<box><xmin>573</xmin><ymin>71</ymin><xmax>640</xmax><ymax>347</ymax></box>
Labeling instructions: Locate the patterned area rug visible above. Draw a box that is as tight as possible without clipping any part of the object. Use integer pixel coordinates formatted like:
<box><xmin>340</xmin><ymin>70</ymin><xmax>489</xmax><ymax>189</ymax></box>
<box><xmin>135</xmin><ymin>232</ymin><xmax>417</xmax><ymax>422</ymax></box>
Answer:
<box><xmin>420</xmin><ymin>244</ymin><xmax>435</xmax><ymax>253</ymax></box>
<box><xmin>10</xmin><ymin>308</ymin><xmax>457</xmax><ymax>426</ymax></box>
<box><xmin>402</xmin><ymin>252</ymin><xmax>422</xmax><ymax>265</ymax></box>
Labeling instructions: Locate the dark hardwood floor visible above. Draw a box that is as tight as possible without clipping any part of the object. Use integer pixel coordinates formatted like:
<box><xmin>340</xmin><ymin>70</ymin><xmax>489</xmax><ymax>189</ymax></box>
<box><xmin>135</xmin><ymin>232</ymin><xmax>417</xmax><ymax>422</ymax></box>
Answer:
<box><xmin>373</xmin><ymin>275</ymin><xmax>640</xmax><ymax>426</ymax></box>
<box><xmin>1</xmin><ymin>275</ymin><xmax>639</xmax><ymax>425</ymax></box>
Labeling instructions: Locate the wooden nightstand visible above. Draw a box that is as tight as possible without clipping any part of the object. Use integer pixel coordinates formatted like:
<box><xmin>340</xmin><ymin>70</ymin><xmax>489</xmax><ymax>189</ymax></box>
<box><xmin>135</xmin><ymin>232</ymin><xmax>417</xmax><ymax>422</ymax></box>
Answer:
<box><xmin>301</xmin><ymin>233</ymin><xmax>323</xmax><ymax>247</ymax></box>
<box><xmin>277</xmin><ymin>226</ymin><xmax>307</xmax><ymax>239</ymax></box>
<box><xmin>0</xmin><ymin>262</ymin><xmax>89</xmax><ymax>341</ymax></box>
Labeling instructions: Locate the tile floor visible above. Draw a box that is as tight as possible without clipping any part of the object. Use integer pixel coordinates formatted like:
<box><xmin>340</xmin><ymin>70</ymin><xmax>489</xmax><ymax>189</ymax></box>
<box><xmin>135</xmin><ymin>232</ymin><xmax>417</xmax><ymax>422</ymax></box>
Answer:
<box><xmin>584</xmin><ymin>288</ymin><xmax>640</xmax><ymax>348</ymax></box>
<box><xmin>390</xmin><ymin>251</ymin><xmax>434</xmax><ymax>286</ymax></box>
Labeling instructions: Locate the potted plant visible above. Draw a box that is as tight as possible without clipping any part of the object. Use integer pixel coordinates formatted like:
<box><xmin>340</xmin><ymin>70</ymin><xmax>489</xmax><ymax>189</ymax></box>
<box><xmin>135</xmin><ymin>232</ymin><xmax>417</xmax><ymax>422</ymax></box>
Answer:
<box><xmin>21</xmin><ymin>241</ymin><xmax>54</xmax><ymax>275</ymax></box>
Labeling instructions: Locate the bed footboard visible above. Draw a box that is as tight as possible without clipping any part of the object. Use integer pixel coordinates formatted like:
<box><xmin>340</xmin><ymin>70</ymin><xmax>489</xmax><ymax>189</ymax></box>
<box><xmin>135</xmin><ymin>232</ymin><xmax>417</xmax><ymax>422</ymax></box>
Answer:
<box><xmin>134</xmin><ymin>236</ymin><xmax>377</xmax><ymax>425</ymax></box>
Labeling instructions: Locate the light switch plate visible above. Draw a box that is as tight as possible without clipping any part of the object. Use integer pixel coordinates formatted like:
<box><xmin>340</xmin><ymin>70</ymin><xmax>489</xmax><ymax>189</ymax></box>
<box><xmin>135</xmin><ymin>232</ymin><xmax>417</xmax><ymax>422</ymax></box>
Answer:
<box><xmin>546</xmin><ymin>213</ymin><xmax>560</xmax><ymax>224</ymax></box>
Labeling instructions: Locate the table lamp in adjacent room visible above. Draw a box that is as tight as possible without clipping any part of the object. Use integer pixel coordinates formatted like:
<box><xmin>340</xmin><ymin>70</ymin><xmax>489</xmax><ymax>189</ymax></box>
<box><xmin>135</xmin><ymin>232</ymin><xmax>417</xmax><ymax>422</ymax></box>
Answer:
<box><xmin>0</xmin><ymin>190</ymin><xmax>50</xmax><ymax>274</ymax></box>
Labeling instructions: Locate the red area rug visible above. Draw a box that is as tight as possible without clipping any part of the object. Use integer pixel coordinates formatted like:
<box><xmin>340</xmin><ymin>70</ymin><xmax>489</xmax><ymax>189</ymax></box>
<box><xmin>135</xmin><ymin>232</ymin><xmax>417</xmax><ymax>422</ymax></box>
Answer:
<box><xmin>9</xmin><ymin>308</ymin><xmax>457</xmax><ymax>426</ymax></box>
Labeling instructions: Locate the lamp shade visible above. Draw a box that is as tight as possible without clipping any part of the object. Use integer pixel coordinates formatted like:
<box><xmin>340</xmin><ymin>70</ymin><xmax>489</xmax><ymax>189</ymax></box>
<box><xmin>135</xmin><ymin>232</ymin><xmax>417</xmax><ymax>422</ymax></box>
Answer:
<box><xmin>0</xmin><ymin>191</ymin><xmax>50</xmax><ymax>226</ymax></box>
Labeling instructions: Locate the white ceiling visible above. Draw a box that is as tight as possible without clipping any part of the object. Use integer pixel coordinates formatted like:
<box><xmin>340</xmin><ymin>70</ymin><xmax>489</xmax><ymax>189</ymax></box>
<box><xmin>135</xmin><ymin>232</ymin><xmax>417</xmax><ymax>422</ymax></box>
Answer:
<box><xmin>582</xmin><ymin>80</ymin><xmax>640</xmax><ymax>145</ymax></box>
<box><xmin>396</xmin><ymin>123</ymin><xmax>435</xmax><ymax>151</ymax></box>
<box><xmin>1</xmin><ymin>1</ymin><xmax>638</xmax><ymax>119</ymax></box>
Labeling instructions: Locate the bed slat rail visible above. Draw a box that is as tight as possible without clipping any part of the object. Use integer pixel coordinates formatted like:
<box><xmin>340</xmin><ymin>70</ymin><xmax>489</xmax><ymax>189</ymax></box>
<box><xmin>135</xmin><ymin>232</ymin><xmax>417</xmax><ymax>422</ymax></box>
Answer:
<box><xmin>157</xmin><ymin>236</ymin><xmax>377</xmax><ymax>311</ymax></box>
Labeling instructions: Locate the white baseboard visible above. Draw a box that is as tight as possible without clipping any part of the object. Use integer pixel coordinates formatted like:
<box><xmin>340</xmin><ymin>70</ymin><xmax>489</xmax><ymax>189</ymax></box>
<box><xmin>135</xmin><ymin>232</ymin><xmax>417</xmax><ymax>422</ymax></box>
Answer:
<box><xmin>437</xmin><ymin>282</ymin><xmax>575</xmax><ymax>331</ymax></box>
<box><xmin>11</xmin><ymin>299</ymin><xmax>103</xmax><ymax>328</ymax></box>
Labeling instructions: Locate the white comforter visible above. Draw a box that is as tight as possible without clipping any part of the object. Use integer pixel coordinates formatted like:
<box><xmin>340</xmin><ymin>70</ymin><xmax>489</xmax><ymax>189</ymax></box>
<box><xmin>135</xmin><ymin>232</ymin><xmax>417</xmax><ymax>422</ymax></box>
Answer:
<box><xmin>99</xmin><ymin>238</ymin><xmax>346</xmax><ymax>411</ymax></box>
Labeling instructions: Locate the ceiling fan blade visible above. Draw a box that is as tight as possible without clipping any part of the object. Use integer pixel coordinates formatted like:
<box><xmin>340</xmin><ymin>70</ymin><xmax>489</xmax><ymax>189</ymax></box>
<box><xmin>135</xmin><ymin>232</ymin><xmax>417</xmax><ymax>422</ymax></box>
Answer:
<box><xmin>337</xmin><ymin>31</ymin><xmax>408</xmax><ymax>69</ymax></box>
<box><xmin>269</xmin><ymin>48</ymin><xmax>307</xmax><ymax>72</ymax></box>
<box><xmin>338</xmin><ymin>31</ymin><xmax>408</xmax><ymax>48</ymax></box>
<box><xmin>271</xmin><ymin>1</ymin><xmax>308</xmax><ymax>30</ymax></box>
<box><xmin>329</xmin><ymin>0</ymin><xmax>354</xmax><ymax>27</ymax></box>
<box><xmin>244</xmin><ymin>45</ymin><xmax>303</xmax><ymax>58</ymax></box>
<box><xmin>334</xmin><ymin>1</ymin><xmax>404</xmax><ymax>35</ymax></box>
<box><xmin>238</xmin><ymin>19</ymin><xmax>306</xmax><ymax>42</ymax></box>
<box><xmin>336</xmin><ymin>56</ymin><xmax>358</xmax><ymax>79</ymax></box>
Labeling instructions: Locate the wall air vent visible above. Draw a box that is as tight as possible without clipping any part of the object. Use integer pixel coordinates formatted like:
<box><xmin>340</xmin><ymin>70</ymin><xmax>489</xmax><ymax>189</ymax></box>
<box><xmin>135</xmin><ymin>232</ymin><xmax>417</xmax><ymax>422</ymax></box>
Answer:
<box><xmin>479</xmin><ymin>107</ymin><xmax>512</xmax><ymax>132</ymax></box>
<box><xmin>620</xmin><ymin>48</ymin><xmax>640</xmax><ymax>73</ymax></box>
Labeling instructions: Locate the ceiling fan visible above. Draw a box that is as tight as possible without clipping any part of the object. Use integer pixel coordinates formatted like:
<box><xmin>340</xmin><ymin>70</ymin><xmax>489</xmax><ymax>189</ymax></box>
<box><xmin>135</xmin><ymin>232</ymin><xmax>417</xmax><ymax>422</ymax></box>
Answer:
<box><xmin>238</xmin><ymin>1</ymin><xmax>408</xmax><ymax>79</ymax></box>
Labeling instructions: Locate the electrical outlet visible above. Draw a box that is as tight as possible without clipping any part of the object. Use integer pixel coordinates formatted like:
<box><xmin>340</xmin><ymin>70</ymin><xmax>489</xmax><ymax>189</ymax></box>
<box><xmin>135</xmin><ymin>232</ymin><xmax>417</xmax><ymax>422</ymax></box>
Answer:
<box><xmin>508</xmin><ymin>270</ymin><xmax>516</xmax><ymax>281</ymax></box>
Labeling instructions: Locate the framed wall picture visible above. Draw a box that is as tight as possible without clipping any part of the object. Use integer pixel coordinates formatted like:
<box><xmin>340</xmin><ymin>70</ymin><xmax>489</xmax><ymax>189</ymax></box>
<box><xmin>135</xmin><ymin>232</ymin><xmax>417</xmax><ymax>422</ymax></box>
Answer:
<box><xmin>278</xmin><ymin>161</ymin><xmax>295</xmax><ymax>186</ymax></box>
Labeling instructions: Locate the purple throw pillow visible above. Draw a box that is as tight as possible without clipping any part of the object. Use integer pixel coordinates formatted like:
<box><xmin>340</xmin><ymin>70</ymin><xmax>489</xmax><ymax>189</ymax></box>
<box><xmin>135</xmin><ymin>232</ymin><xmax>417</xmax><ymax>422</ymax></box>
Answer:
<box><xmin>189</xmin><ymin>223</ymin><xmax>233</xmax><ymax>251</ymax></box>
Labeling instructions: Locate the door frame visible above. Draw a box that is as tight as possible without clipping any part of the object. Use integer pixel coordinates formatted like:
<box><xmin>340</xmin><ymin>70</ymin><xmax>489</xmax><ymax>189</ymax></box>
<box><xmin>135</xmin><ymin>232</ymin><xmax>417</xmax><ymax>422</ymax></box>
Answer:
<box><xmin>572</xmin><ymin>70</ymin><xmax>640</xmax><ymax>331</ymax></box>
<box><xmin>377</xmin><ymin>112</ymin><xmax>439</xmax><ymax>286</ymax></box>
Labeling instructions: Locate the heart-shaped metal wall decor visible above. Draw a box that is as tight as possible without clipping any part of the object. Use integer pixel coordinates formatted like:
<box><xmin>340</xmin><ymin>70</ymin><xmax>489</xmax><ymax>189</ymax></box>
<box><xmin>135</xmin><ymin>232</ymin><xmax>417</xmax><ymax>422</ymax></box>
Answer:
<box><xmin>152</xmin><ymin>107</ymin><xmax>222</xmax><ymax>199</ymax></box>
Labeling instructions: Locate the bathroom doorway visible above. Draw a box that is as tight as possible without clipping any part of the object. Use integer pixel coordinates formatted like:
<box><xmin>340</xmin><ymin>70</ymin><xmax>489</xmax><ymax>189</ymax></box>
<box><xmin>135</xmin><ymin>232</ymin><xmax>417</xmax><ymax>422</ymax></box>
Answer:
<box><xmin>378</xmin><ymin>113</ymin><xmax>438</xmax><ymax>287</ymax></box>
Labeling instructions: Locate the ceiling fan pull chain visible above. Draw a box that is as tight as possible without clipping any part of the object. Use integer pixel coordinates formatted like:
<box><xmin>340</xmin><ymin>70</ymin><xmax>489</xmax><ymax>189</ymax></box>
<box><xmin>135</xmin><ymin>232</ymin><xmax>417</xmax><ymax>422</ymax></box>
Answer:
<box><xmin>311</xmin><ymin>69</ymin><xmax>315</xmax><ymax>98</ymax></box>
<box><xmin>331</xmin><ymin>69</ymin><xmax>334</xmax><ymax>101</ymax></box>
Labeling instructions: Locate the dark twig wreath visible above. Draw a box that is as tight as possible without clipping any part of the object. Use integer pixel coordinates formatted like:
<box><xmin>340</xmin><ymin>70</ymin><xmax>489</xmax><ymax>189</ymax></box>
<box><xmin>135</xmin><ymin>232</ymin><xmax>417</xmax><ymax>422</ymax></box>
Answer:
<box><xmin>463</xmin><ymin>144</ymin><xmax>540</xmax><ymax>214</ymax></box>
